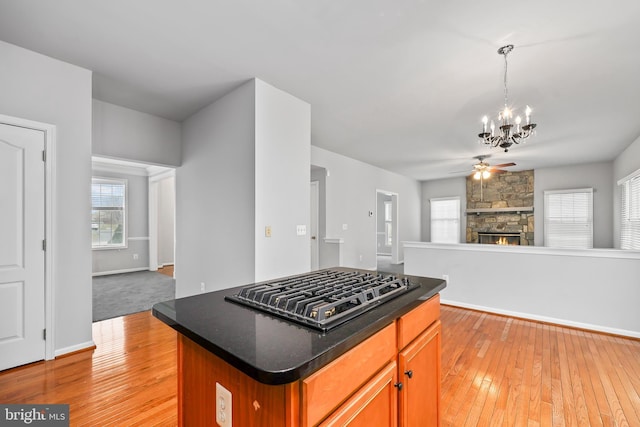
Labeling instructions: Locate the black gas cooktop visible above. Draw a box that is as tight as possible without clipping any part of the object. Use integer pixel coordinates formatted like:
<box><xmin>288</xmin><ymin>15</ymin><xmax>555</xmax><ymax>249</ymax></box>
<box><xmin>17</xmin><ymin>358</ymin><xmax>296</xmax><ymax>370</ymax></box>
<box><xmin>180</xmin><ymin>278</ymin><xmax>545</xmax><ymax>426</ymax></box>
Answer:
<box><xmin>225</xmin><ymin>269</ymin><xmax>419</xmax><ymax>331</ymax></box>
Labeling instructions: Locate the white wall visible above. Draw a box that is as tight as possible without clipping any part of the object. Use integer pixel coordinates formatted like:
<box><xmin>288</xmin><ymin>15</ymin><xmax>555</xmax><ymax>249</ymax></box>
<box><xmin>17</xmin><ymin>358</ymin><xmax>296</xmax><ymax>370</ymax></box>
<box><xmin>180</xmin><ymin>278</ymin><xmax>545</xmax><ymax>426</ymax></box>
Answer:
<box><xmin>0</xmin><ymin>41</ymin><xmax>93</xmax><ymax>354</ymax></box>
<box><xmin>420</xmin><ymin>177</ymin><xmax>467</xmax><ymax>242</ymax></box>
<box><xmin>534</xmin><ymin>161</ymin><xmax>613</xmax><ymax>248</ymax></box>
<box><xmin>177</xmin><ymin>78</ymin><xmax>310</xmax><ymax>296</ymax></box>
<box><xmin>91</xmin><ymin>170</ymin><xmax>150</xmax><ymax>275</ymax></box>
<box><xmin>177</xmin><ymin>80</ymin><xmax>256</xmax><ymax>297</ymax></box>
<box><xmin>613</xmin><ymin>135</ymin><xmax>640</xmax><ymax>247</ymax></box>
<box><xmin>405</xmin><ymin>243</ymin><xmax>640</xmax><ymax>337</ymax></box>
<box><xmin>310</xmin><ymin>146</ymin><xmax>422</xmax><ymax>269</ymax></box>
<box><xmin>254</xmin><ymin>80</ymin><xmax>311</xmax><ymax>281</ymax></box>
<box><xmin>92</xmin><ymin>99</ymin><xmax>181</xmax><ymax>166</ymax></box>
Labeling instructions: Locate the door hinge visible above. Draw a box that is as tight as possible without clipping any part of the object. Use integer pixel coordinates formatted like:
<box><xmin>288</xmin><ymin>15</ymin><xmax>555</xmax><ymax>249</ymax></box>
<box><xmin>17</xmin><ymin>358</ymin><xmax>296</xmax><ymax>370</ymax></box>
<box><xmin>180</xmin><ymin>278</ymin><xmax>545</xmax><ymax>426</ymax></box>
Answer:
<box><xmin>42</xmin><ymin>239</ymin><xmax>46</xmax><ymax>251</ymax></box>
<box><xmin>43</xmin><ymin>329</ymin><xmax>46</xmax><ymax>340</ymax></box>
<box><xmin>42</xmin><ymin>150</ymin><xmax>46</xmax><ymax>162</ymax></box>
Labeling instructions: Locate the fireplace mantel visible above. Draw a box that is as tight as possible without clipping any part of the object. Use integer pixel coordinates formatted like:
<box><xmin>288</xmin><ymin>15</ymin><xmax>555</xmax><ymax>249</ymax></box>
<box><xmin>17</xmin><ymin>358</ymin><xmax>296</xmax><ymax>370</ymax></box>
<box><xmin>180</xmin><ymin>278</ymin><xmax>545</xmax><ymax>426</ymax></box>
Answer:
<box><xmin>466</xmin><ymin>206</ymin><xmax>534</xmax><ymax>215</ymax></box>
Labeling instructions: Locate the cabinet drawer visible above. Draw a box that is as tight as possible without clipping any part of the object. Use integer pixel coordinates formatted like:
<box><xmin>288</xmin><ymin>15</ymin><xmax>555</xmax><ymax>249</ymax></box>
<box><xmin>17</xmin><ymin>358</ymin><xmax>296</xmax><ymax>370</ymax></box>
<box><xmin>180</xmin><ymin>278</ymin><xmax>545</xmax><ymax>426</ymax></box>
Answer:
<box><xmin>397</xmin><ymin>294</ymin><xmax>440</xmax><ymax>350</ymax></box>
<box><xmin>302</xmin><ymin>323</ymin><xmax>396</xmax><ymax>427</ymax></box>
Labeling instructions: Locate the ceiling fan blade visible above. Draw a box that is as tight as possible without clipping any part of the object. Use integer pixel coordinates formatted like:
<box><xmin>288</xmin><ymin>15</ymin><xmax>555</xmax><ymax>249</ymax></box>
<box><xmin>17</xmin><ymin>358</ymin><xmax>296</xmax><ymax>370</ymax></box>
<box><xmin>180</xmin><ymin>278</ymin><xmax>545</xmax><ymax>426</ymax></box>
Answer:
<box><xmin>492</xmin><ymin>162</ymin><xmax>516</xmax><ymax>168</ymax></box>
<box><xmin>449</xmin><ymin>169</ymin><xmax>473</xmax><ymax>174</ymax></box>
<box><xmin>491</xmin><ymin>169</ymin><xmax>508</xmax><ymax>174</ymax></box>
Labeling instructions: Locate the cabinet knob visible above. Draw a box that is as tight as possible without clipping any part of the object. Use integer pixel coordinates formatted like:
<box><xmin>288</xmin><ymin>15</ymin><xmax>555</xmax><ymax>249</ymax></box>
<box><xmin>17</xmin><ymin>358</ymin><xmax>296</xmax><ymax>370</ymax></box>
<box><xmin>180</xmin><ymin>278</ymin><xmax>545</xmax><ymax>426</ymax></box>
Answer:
<box><xmin>394</xmin><ymin>382</ymin><xmax>403</xmax><ymax>391</ymax></box>
<box><xmin>404</xmin><ymin>370</ymin><xmax>413</xmax><ymax>379</ymax></box>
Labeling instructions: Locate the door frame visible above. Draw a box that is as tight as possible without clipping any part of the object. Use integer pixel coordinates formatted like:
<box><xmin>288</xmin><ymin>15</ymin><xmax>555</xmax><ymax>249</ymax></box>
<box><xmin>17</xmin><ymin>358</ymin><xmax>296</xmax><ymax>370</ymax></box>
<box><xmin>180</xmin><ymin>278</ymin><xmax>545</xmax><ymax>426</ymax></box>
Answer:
<box><xmin>0</xmin><ymin>113</ymin><xmax>56</xmax><ymax>361</ymax></box>
<box><xmin>148</xmin><ymin>168</ymin><xmax>176</xmax><ymax>273</ymax></box>
<box><xmin>310</xmin><ymin>180</ymin><xmax>319</xmax><ymax>270</ymax></box>
<box><xmin>376</xmin><ymin>189</ymin><xmax>400</xmax><ymax>265</ymax></box>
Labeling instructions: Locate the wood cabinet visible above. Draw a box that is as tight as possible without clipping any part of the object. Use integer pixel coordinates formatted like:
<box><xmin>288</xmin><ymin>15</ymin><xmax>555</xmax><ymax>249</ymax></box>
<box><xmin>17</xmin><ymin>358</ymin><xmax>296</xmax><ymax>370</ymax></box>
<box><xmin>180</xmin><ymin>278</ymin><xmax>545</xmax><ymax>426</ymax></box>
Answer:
<box><xmin>177</xmin><ymin>294</ymin><xmax>441</xmax><ymax>426</ymax></box>
<box><xmin>319</xmin><ymin>361</ymin><xmax>398</xmax><ymax>427</ymax></box>
<box><xmin>398</xmin><ymin>320</ymin><xmax>441</xmax><ymax>427</ymax></box>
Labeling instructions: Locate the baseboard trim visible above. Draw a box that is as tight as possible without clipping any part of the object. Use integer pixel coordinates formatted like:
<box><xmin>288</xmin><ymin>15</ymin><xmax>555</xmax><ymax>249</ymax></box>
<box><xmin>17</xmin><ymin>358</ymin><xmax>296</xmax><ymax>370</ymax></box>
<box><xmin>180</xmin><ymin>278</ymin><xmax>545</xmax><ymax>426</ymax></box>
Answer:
<box><xmin>440</xmin><ymin>299</ymin><xmax>640</xmax><ymax>339</ymax></box>
<box><xmin>54</xmin><ymin>340</ymin><xmax>96</xmax><ymax>358</ymax></box>
<box><xmin>92</xmin><ymin>267</ymin><xmax>149</xmax><ymax>277</ymax></box>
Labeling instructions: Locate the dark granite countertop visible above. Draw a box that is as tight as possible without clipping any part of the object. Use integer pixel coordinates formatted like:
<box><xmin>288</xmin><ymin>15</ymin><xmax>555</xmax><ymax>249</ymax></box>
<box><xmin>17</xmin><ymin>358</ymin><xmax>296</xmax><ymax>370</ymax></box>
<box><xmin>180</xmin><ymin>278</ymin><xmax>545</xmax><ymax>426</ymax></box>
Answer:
<box><xmin>152</xmin><ymin>268</ymin><xmax>445</xmax><ymax>385</ymax></box>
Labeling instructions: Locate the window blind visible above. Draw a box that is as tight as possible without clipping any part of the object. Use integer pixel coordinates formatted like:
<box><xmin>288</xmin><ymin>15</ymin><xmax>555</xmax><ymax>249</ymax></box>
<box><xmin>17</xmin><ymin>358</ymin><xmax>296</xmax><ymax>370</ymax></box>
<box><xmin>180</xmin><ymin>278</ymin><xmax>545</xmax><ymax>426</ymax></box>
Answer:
<box><xmin>620</xmin><ymin>169</ymin><xmax>640</xmax><ymax>250</ymax></box>
<box><xmin>430</xmin><ymin>197</ymin><xmax>460</xmax><ymax>243</ymax></box>
<box><xmin>543</xmin><ymin>188</ymin><xmax>593</xmax><ymax>249</ymax></box>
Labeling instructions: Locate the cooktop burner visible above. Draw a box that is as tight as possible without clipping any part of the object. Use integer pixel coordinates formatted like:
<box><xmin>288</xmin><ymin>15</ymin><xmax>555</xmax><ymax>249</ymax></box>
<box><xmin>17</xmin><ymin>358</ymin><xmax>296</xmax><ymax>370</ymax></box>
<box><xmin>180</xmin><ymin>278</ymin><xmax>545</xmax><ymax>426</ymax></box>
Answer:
<box><xmin>225</xmin><ymin>269</ymin><xmax>418</xmax><ymax>331</ymax></box>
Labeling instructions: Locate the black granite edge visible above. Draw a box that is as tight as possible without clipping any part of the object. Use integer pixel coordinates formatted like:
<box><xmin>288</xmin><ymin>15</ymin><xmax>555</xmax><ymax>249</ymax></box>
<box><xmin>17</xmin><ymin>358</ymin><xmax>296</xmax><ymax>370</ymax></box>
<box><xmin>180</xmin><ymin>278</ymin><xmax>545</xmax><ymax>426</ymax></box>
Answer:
<box><xmin>152</xmin><ymin>304</ymin><xmax>292</xmax><ymax>384</ymax></box>
<box><xmin>152</xmin><ymin>270</ymin><xmax>446</xmax><ymax>385</ymax></box>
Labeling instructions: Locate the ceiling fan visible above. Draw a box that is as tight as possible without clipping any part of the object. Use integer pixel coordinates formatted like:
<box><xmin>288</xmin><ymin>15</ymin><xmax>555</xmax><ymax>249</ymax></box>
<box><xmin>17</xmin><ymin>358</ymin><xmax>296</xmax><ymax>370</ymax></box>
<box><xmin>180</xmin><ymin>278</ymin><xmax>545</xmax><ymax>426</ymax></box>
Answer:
<box><xmin>469</xmin><ymin>155</ymin><xmax>516</xmax><ymax>180</ymax></box>
<box><xmin>456</xmin><ymin>155</ymin><xmax>516</xmax><ymax>201</ymax></box>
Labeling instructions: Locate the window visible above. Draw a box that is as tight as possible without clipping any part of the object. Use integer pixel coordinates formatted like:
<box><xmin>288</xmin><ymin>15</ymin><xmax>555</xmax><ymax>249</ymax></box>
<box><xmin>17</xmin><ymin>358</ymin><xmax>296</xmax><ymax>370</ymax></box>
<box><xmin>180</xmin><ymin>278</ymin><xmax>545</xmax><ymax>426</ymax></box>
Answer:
<box><xmin>384</xmin><ymin>201</ymin><xmax>393</xmax><ymax>246</ymax></box>
<box><xmin>543</xmin><ymin>188</ymin><xmax>593</xmax><ymax>249</ymax></box>
<box><xmin>430</xmin><ymin>197</ymin><xmax>460</xmax><ymax>243</ymax></box>
<box><xmin>92</xmin><ymin>177</ymin><xmax>127</xmax><ymax>249</ymax></box>
<box><xmin>619</xmin><ymin>169</ymin><xmax>640</xmax><ymax>250</ymax></box>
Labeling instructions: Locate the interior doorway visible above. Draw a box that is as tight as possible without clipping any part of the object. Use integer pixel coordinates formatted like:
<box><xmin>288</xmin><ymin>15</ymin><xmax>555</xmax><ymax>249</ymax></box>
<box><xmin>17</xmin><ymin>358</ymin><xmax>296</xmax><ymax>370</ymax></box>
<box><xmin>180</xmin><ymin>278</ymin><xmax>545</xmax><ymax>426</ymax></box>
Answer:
<box><xmin>310</xmin><ymin>180</ymin><xmax>319</xmax><ymax>270</ymax></box>
<box><xmin>376</xmin><ymin>190</ymin><xmax>401</xmax><ymax>273</ymax></box>
<box><xmin>91</xmin><ymin>156</ymin><xmax>176</xmax><ymax>321</ymax></box>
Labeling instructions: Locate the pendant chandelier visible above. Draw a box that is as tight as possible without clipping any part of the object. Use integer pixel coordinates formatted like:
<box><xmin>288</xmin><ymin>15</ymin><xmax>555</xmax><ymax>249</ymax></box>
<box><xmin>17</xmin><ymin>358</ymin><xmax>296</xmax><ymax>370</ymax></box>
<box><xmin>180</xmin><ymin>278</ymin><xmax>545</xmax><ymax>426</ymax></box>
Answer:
<box><xmin>478</xmin><ymin>45</ymin><xmax>537</xmax><ymax>152</ymax></box>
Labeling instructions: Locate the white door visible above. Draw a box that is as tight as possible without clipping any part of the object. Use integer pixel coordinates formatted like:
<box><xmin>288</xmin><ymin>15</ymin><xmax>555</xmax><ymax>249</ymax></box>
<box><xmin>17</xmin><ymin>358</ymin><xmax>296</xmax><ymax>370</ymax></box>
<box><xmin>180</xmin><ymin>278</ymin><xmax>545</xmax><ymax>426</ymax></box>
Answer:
<box><xmin>310</xmin><ymin>181</ymin><xmax>319</xmax><ymax>270</ymax></box>
<box><xmin>0</xmin><ymin>123</ymin><xmax>46</xmax><ymax>371</ymax></box>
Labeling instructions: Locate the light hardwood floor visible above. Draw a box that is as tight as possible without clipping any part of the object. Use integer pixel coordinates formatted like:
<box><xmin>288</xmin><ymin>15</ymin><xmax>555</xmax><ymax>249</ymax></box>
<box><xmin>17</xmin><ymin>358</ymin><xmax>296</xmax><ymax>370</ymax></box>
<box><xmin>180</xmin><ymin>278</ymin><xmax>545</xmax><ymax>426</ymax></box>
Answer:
<box><xmin>1</xmin><ymin>306</ymin><xmax>638</xmax><ymax>426</ymax></box>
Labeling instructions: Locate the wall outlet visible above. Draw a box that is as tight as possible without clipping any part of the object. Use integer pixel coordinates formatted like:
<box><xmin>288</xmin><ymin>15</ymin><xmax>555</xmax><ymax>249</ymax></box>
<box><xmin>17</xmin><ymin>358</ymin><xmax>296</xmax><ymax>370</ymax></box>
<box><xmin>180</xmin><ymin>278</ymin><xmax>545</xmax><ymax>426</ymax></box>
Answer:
<box><xmin>359</xmin><ymin>254</ymin><xmax>363</xmax><ymax>262</ymax></box>
<box><xmin>133</xmin><ymin>253</ymin><xmax>139</xmax><ymax>260</ymax></box>
<box><xmin>200</xmin><ymin>282</ymin><xmax>205</xmax><ymax>292</ymax></box>
<box><xmin>442</xmin><ymin>274</ymin><xmax>449</xmax><ymax>284</ymax></box>
<box><xmin>216</xmin><ymin>382</ymin><xmax>232</xmax><ymax>427</ymax></box>
<box><xmin>265</xmin><ymin>226</ymin><xmax>272</xmax><ymax>237</ymax></box>
<box><xmin>342</xmin><ymin>224</ymin><xmax>348</xmax><ymax>230</ymax></box>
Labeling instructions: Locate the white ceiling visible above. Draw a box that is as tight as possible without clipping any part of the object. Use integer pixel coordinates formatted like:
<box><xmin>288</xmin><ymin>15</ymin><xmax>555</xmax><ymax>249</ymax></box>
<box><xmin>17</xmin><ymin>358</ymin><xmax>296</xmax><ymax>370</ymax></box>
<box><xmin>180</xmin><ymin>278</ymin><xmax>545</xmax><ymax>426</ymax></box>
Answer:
<box><xmin>2</xmin><ymin>0</ymin><xmax>639</xmax><ymax>181</ymax></box>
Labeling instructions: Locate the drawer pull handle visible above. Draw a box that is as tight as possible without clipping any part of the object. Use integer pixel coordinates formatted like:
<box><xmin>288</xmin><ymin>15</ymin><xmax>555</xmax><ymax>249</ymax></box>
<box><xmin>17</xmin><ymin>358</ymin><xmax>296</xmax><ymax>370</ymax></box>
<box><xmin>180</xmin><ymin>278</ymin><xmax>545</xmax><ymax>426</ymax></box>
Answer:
<box><xmin>394</xmin><ymin>382</ymin><xmax>403</xmax><ymax>390</ymax></box>
<box><xmin>404</xmin><ymin>370</ymin><xmax>413</xmax><ymax>379</ymax></box>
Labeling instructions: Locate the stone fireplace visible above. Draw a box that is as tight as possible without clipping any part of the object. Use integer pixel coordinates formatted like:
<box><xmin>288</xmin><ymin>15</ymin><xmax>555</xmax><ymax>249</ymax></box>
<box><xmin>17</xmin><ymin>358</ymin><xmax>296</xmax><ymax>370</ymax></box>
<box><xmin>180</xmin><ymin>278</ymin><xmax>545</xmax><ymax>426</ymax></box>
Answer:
<box><xmin>466</xmin><ymin>169</ymin><xmax>534</xmax><ymax>245</ymax></box>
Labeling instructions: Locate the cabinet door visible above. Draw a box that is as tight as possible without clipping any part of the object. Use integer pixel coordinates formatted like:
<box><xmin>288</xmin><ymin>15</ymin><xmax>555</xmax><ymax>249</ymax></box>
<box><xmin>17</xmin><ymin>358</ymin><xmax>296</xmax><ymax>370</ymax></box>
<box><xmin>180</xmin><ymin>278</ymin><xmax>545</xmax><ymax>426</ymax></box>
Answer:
<box><xmin>319</xmin><ymin>361</ymin><xmax>398</xmax><ymax>427</ymax></box>
<box><xmin>398</xmin><ymin>320</ymin><xmax>441</xmax><ymax>427</ymax></box>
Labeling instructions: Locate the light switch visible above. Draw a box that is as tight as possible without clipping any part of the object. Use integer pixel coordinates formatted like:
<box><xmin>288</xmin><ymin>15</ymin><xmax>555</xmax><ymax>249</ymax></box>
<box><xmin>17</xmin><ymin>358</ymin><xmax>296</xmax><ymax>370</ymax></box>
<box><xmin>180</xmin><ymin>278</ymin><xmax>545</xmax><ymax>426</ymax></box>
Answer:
<box><xmin>296</xmin><ymin>225</ymin><xmax>307</xmax><ymax>236</ymax></box>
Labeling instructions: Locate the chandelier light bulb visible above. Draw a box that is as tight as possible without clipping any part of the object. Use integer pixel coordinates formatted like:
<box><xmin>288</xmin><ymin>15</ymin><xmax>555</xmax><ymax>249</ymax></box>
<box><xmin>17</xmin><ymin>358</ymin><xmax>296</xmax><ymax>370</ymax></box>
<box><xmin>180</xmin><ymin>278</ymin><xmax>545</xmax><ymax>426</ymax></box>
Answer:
<box><xmin>477</xmin><ymin>45</ymin><xmax>538</xmax><ymax>152</ymax></box>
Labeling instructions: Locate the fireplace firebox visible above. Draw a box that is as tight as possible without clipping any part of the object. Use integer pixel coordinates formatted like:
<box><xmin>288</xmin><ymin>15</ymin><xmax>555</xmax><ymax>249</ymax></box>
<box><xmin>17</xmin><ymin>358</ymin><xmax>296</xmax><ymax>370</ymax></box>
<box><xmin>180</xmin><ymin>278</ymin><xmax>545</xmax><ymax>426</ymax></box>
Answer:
<box><xmin>478</xmin><ymin>232</ymin><xmax>521</xmax><ymax>245</ymax></box>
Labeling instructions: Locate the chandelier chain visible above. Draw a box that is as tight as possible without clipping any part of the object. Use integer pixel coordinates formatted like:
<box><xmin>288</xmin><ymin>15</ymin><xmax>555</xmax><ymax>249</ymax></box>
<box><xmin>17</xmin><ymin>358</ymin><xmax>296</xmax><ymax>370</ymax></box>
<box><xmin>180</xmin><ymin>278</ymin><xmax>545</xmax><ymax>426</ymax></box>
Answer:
<box><xmin>503</xmin><ymin>50</ymin><xmax>509</xmax><ymax>109</ymax></box>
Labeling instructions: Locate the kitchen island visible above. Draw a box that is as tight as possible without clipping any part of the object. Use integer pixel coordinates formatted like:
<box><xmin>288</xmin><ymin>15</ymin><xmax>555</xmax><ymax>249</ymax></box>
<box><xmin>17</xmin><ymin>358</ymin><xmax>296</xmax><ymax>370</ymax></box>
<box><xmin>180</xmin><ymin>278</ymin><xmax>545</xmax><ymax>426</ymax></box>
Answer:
<box><xmin>153</xmin><ymin>268</ymin><xmax>445</xmax><ymax>426</ymax></box>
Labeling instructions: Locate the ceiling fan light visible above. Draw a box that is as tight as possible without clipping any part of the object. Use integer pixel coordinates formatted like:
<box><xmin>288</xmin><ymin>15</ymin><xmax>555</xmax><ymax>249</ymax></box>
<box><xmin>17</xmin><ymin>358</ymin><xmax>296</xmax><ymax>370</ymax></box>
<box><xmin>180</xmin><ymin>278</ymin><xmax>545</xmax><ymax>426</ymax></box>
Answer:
<box><xmin>474</xmin><ymin>171</ymin><xmax>482</xmax><ymax>180</ymax></box>
<box><xmin>482</xmin><ymin>170</ymin><xmax>490</xmax><ymax>179</ymax></box>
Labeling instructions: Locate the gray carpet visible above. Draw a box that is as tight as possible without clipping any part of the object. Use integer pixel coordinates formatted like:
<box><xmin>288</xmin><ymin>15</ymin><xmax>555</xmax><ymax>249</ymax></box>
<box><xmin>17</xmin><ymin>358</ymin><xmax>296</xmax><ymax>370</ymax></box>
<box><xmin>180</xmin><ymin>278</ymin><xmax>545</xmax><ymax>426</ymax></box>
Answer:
<box><xmin>92</xmin><ymin>271</ymin><xmax>176</xmax><ymax>322</ymax></box>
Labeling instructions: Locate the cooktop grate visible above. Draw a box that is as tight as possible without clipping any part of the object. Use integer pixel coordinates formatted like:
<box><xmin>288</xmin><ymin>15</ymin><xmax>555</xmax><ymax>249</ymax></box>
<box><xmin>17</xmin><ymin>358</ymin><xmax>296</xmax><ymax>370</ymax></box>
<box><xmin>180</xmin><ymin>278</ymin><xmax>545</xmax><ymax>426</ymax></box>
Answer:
<box><xmin>225</xmin><ymin>269</ymin><xmax>418</xmax><ymax>331</ymax></box>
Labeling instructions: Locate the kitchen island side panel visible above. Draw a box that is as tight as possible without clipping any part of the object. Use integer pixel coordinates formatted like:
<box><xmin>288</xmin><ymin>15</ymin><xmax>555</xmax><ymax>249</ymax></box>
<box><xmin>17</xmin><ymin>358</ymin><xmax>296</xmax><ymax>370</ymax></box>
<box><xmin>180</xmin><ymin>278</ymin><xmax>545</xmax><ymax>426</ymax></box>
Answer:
<box><xmin>179</xmin><ymin>334</ymin><xmax>292</xmax><ymax>427</ymax></box>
